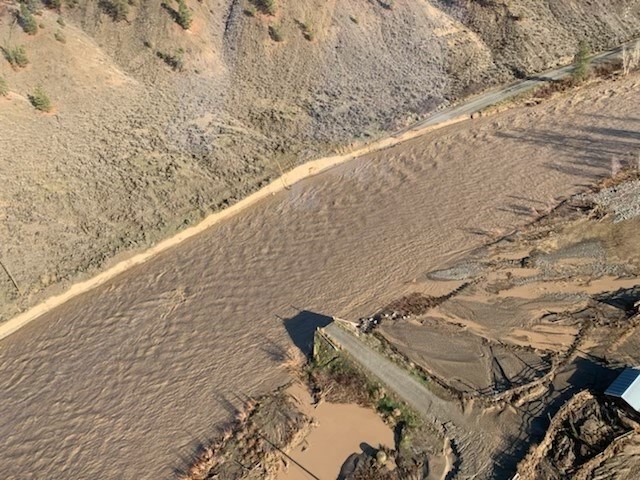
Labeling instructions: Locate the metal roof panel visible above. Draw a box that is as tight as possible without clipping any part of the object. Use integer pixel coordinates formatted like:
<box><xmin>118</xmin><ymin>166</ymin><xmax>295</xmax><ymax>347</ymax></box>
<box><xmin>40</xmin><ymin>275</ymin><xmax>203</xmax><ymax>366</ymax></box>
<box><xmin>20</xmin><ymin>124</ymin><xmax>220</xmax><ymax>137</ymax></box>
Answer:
<box><xmin>605</xmin><ymin>368</ymin><xmax>640</xmax><ymax>398</ymax></box>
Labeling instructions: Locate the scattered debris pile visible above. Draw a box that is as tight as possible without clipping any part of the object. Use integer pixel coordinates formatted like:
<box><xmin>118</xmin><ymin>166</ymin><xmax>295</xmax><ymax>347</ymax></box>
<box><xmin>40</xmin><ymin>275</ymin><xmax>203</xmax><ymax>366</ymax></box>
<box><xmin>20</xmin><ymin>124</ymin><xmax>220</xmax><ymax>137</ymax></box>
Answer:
<box><xmin>338</xmin><ymin>446</ymin><xmax>397</xmax><ymax>480</ymax></box>
<box><xmin>357</xmin><ymin>290</ymin><xmax>468</xmax><ymax>333</ymax></box>
<box><xmin>181</xmin><ymin>390</ymin><xmax>310</xmax><ymax>480</ymax></box>
<box><xmin>516</xmin><ymin>391</ymin><xmax>638</xmax><ymax>480</ymax></box>
<box><xmin>577</xmin><ymin>169</ymin><xmax>640</xmax><ymax>223</ymax></box>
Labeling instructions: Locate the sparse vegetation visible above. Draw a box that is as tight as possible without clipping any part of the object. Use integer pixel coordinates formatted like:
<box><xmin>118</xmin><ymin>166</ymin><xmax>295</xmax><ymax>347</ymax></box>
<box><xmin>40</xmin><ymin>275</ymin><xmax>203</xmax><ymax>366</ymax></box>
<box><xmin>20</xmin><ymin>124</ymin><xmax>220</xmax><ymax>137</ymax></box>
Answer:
<box><xmin>180</xmin><ymin>389</ymin><xmax>310</xmax><ymax>480</ymax></box>
<box><xmin>572</xmin><ymin>41</ymin><xmax>591</xmax><ymax>83</ymax></box>
<box><xmin>18</xmin><ymin>3</ymin><xmax>39</xmax><ymax>35</ymax></box>
<box><xmin>251</xmin><ymin>0</ymin><xmax>276</xmax><ymax>16</ymax></box>
<box><xmin>268</xmin><ymin>24</ymin><xmax>283</xmax><ymax>42</ymax></box>
<box><xmin>29</xmin><ymin>86</ymin><xmax>53</xmax><ymax>112</ymax></box>
<box><xmin>175</xmin><ymin>0</ymin><xmax>192</xmax><ymax>29</ymax></box>
<box><xmin>2</xmin><ymin>45</ymin><xmax>29</xmax><ymax>69</ymax></box>
<box><xmin>379</xmin><ymin>0</ymin><xmax>395</xmax><ymax>9</ymax></box>
<box><xmin>243</xmin><ymin>4</ymin><xmax>256</xmax><ymax>16</ymax></box>
<box><xmin>309</xmin><ymin>331</ymin><xmax>380</xmax><ymax>406</ymax></box>
<box><xmin>161</xmin><ymin>0</ymin><xmax>192</xmax><ymax>29</ymax></box>
<box><xmin>156</xmin><ymin>48</ymin><xmax>184</xmax><ymax>71</ymax></box>
<box><xmin>622</xmin><ymin>43</ymin><xmax>640</xmax><ymax>76</ymax></box>
<box><xmin>54</xmin><ymin>30</ymin><xmax>66</xmax><ymax>43</ymax></box>
<box><xmin>298</xmin><ymin>20</ymin><xmax>314</xmax><ymax>41</ymax></box>
<box><xmin>310</xmin><ymin>331</ymin><xmax>423</xmax><ymax>430</ymax></box>
<box><xmin>99</xmin><ymin>0</ymin><xmax>130</xmax><ymax>22</ymax></box>
<box><xmin>377</xmin><ymin>395</ymin><xmax>419</xmax><ymax>428</ymax></box>
<box><xmin>56</xmin><ymin>16</ymin><xmax>65</xmax><ymax>27</ymax></box>
<box><xmin>0</xmin><ymin>76</ymin><xmax>8</xmax><ymax>97</ymax></box>
<box><xmin>45</xmin><ymin>0</ymin><xmax>62</xmax><ymax>11</ymax></box>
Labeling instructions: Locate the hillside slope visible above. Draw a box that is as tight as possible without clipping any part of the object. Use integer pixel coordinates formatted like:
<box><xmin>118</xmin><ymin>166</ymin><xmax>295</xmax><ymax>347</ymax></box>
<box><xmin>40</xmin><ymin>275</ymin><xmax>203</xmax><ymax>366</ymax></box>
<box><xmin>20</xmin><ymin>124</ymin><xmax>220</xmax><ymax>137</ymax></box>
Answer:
<box><xmin>1</xmin><ymin>0</ymin><xmax>640</xmax><ymax>321</ymax></box>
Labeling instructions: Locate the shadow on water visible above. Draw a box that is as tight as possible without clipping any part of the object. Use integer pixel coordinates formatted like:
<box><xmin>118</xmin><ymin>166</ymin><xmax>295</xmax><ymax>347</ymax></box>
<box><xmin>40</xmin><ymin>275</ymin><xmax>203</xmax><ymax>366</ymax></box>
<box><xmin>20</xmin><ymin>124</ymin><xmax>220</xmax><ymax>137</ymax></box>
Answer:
<box><xmin>496</xmin><ymin>127</ymin><xmax>637</xmax><ymax>179</ymax></box>
<box><xmin>492</xmin><ymin>120</ymin><xmax>640</xmax><ymax>218</ymax></box>
<box><xmin>491</xmin><ymin>357</ymin><xmax>622</xmax><ymax>479</ymax></box>
<box><xmin>283</xmin><ymin>310</ymin><xmax>334</xmax><ymax>356</ymax></box>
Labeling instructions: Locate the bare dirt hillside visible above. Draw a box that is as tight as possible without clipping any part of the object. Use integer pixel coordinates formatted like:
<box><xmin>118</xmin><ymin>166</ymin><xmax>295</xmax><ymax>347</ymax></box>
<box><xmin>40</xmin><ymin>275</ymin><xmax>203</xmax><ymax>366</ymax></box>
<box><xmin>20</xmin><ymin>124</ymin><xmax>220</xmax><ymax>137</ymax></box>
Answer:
<box><xmin>2</xmin><ymin>0</ymin><xmax>640</xmax><ymax>322</ymax></box>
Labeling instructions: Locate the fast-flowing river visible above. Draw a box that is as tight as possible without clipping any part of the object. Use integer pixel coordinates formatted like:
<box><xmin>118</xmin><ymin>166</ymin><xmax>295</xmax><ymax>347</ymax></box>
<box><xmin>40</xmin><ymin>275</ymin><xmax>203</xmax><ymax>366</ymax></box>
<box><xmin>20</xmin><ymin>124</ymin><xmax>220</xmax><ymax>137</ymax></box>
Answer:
<box><xmin>1</xmin><ymin>76</ymin><xmax>638</xmax><ymax>478</ymax></box>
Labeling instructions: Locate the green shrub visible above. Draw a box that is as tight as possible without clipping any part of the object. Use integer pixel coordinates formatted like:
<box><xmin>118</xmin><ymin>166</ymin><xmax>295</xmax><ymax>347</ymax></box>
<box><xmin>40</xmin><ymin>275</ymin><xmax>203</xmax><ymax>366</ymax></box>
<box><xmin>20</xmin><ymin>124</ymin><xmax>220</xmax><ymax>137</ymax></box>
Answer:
<box><xmin>99</xmin><ymin>0</ymin><xmax>129</xmax><ymax>21</ymax></box>
<box><xmin>29</xmin><ymin>86</ymin><xmax>52</xmax><ymax>112</ymax></box>
<box><xmin>244</xmin><ymin>4</ymin><xmax>256</xmax><ymax>16</ymax></box>
<box><xmin>268</xmin><ymin>24</ymin><xmax>283</xmax><ymax>42</ymax></box>
<box><xmin>156</xmin><ymin>48</ymin><xmax>184</xmax><ymax>71</ymax></box>
<box><xmin>0</xmin><ymin>77</ymin><xmax>8</xmax><ymax>97</ymax></box>
<box><xmin>161</xmin><ymin>0</ymin><xmax>191</xmax><ymax>29</ymax></box>
<box><xmin>45</xmin><ymin>0</ymin><xmax>62</xmax><ymax>10</ymax></box>
<box><xmin>299</xmin><ymin>20</ymin><xmax>314</xmax><ymax>41</ymax></box>
<box><xmin>376</xmin><ymin>395</ymin><xmax>419</xmax><ymax>428</ymax></box>
<box><xmin>24</xmin><ymin>0</ymin><xmax>40</xmax><ymax>12</ymax></box>
<box><xmin>251</xmin><ymin>0</ymin><xmax>276</xmax><ymax>16</ymax></box>
<box><xmin>18</xmin><ymin>3</ymin><xmax>39</xmax><ymax>35</ymax></box>
<box><xmin>572</xmin><ymin>41</ymin><xmax>590</xmax><ymax>83</ymax></box>
<box><xmin>57</xmin><ymin>16</ymin><xmax>65</xmax><ymax>27</ymax></box>
<box><xmin>176</xmin><ymin>0</ymin><xmax>192</xmax><ymax>29</ymax></box>
<box><xmin>2</xmin><ymin>45</ymin><xmax>29</xmax><ymax>69</ymax></box>
<box><xmin>54</xmin><ymin>30</ymin><xmax>66</xmax><ymax>43</ymax></box>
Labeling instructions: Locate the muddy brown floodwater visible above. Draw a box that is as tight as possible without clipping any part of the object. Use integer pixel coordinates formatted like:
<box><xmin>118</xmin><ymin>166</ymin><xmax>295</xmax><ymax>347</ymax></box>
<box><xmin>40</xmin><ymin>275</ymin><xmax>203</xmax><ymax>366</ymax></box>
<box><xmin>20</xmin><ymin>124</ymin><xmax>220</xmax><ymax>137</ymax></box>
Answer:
<box><xmin>278</xmin><ymin>384</ymin><xmax>394</xmax><ymax>480</ymax></box>
<box><xmin>1</xmin><ymin>75</ymin><xmax>640</xmax><ymax>479</ymax></box>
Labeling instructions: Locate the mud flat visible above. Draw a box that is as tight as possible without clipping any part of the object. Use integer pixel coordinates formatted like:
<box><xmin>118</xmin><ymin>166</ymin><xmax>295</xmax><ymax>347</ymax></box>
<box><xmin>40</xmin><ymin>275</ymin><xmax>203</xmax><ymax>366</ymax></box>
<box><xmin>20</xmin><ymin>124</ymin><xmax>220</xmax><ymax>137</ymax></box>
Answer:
<box><xmin>2</xmin><ymin>75</ymin><xmax>640</xmax><ymax>478</ymax></box>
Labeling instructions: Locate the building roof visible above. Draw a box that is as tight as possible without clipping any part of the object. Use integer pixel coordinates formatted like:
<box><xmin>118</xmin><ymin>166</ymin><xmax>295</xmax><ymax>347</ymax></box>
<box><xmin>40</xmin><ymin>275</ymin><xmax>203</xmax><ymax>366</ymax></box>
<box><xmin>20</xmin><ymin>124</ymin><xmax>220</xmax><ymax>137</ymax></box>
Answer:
<box><xmin>605</xmin><ymin>367</ymin><xmax>640</xmax><ymax>412</ymax></box>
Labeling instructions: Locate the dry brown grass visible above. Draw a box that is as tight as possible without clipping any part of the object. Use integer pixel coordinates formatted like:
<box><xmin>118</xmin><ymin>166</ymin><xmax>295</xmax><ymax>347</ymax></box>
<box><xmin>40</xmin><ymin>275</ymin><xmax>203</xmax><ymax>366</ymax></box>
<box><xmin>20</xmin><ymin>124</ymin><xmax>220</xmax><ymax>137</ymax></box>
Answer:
<box><xmin>516</xmin><ymin>391</ymin><xmax>630</xmax><ymax>479</ymax></box>
<box><xmin>381</xmin><ymin>292</ymin><xmax>450</xmax><ymax>318</ymax></box>
<box><xmin>280</xmin><ymin>345</ymin><xmax>307</xmax><ymax>376</ymax></box>
<box><xmin>598</xmin><ymin>165</ymin><xmax>640</xmax><ymax>190</ymax></box>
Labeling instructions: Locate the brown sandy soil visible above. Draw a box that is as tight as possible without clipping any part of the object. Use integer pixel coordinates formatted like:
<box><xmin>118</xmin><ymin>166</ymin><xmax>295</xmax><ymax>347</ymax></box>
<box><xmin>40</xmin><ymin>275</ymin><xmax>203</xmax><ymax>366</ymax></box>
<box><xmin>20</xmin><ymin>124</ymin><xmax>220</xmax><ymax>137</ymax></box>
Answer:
<box><xmin>2</xmin><ymin>71</ymin><xmax>640</xmax><ymax>478</ymax></box>
<box><xmin>380</xmin><ymin>316</ymin><xmax>551</xmax><ymax>394</ymax></box>
<box><xmin>2</xmin><ymin>0</ymin><xmax>640</xmax><ymax>327</ymax></box>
